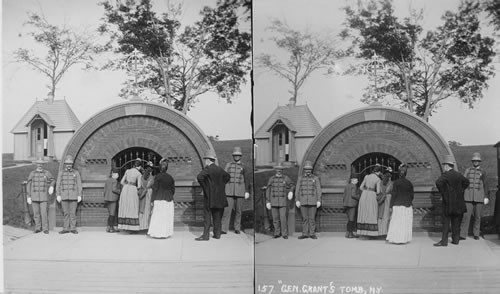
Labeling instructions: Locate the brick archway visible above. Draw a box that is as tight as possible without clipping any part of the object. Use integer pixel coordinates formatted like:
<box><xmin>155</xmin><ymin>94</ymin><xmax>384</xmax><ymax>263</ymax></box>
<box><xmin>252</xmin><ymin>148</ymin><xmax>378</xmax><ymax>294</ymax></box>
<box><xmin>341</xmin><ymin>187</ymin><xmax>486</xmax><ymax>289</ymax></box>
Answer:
<box><xmin>298</xmin><ymin>105</ymin><xmax>454</xmax><ymax>232</ymax></box>
<box><xmin>55</xmin><ymin>101</ymin><xmax>214</xmax><ymax>227</ymax></box>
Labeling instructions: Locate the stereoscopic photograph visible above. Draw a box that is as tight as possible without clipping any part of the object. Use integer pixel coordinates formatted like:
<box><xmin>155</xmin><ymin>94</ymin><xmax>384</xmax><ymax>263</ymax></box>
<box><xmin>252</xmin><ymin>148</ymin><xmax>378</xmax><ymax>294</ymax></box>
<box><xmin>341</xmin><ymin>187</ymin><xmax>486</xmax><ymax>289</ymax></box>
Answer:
<box><xmin>2</xmin><ymin>0</ymin><xmax>500</xmax><ymax>293</ymax></box>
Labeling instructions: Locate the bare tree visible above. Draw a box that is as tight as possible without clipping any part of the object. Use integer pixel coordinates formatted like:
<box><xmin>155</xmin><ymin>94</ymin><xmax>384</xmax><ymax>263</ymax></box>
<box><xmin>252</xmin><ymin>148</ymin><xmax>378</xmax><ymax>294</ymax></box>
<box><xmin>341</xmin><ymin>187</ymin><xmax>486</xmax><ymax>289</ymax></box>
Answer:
<box><xmin>13</xmin><ymin>12</ymin><xmax>107</xmax><ymax>97</ymax></box>
<box><xmin>256</xmin><ymin>19</ymin><xmax>344</xmax><ymax>103</ymax></box>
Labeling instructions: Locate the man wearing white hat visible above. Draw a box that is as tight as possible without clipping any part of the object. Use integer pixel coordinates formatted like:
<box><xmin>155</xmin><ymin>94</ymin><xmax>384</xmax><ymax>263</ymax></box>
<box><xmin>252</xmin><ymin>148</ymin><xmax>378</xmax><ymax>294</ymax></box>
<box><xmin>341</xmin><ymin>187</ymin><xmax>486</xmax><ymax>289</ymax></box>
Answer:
<box><xmin>295</xmin><ymin>161</ymin><xmax>322</xmax><ymax>239</ymax></box>
<box><xmin>196</xmin><ymin>150</ymin><xmax>231</xmax><ymax>241</ymax></box>
<box><xmin>460</xmin><ymin>152</ymin><xmax>490</xmax><ymax>240</ymax></box>
<box><xmin>222</xmin><ymin>146</ymin><xmax>251</xmax><ymax>234</ymax></box>
<box><xmin>265</xmin><ymin>162</ymin><xmax>294</xmax><ymax>239</ymax></box>
<box><xmin>56</xmin><ymin>155</ymin><xmax>83</xmax><ymax>234</ymax></box>
<box><xmin>26</xmin><ymin>159</ymin><xmax>55</xmax><ymax>234</ymax></box>
<box><xmin>434</xmin><ymin>155</ymin><xmax>469</xmax><ymax>246</ymax></box>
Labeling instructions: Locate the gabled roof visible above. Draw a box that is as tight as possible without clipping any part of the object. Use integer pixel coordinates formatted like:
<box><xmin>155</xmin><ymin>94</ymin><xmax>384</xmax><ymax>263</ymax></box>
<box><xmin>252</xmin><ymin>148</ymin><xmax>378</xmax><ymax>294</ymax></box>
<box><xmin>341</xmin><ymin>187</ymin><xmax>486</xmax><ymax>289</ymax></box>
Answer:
<box><xmin>11</xmin><ymin>99</ymin><xmax>81</xmax><ymax>133</ymax></box>
<box><xmin>25</xmin><ymin>111</ymin><xmax>55</xmax><ymax>127</ymax></box>
<box><xmin>267</xmin><ymin>117</ymin><xmax>297</xmax><ymax>132</ymax></box>
<box><xmin>255</xmin><ymin>104</ymin><xmax>321</xmax><ymax>138</ymax></box>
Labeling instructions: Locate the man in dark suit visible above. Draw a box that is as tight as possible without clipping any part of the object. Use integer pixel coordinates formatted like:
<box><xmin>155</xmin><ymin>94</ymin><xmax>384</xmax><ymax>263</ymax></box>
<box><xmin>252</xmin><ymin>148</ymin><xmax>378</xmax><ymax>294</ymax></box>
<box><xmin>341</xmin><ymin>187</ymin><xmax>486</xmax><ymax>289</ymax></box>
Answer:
<box><xmin>196</xmin><ymin>150</ymin><xmax>230</xmax><ymax>241</ymax></box>
<box><xmin>434</xmin><ymin>155</ymin><xmax>470</xmax><ymax>246</ymax></box>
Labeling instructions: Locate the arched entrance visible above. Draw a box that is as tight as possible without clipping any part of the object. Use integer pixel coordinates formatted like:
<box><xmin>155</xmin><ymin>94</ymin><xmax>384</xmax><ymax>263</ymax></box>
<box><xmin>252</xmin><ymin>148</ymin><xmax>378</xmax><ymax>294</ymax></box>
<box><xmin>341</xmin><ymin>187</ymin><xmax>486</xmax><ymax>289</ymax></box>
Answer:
<box><xmin>352</xmin><ymin>152</ymin><xmax>402</xmax><ymax>182</ymax></box>
<box><xmin>112</xmin><ymin>147</ymin><xmax>162</xmax><ymax>178</ymax></box>
<box><xmin>52</xmin><ymin>101</ymin><xmax>215</xmax><ymax>228</ymax></box>
<box><xmin>299</xmin><ymin>104</ymin><xmax>455</xmax><ymax>232</ymax></box>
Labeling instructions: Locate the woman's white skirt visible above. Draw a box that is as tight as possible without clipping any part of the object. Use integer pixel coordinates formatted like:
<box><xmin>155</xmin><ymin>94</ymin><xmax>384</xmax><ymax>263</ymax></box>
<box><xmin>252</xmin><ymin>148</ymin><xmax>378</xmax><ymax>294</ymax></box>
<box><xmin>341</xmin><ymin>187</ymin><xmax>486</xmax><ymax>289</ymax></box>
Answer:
<box><xmin>147</xmin><ymin>200</ymin><xmax>174</xmax><ymax>238</ymax></box>
<box><xmin>386</xmin><ymin>206</ymin><xmax>413</xmax><ymax>244</ymax></box>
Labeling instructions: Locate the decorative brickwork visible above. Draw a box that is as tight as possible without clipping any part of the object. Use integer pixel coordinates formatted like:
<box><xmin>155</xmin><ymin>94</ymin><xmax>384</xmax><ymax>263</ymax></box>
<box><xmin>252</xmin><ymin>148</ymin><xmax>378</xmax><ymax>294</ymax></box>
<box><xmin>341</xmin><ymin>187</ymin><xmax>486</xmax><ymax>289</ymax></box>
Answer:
<box><xmin>299</xmin><ymin>105</ymin><xmax>455</xmax><ymax>232</ymax></box>
<box><xmin>56</xmin><ymin>101</ymin><xmax>214</xmax><ymax>227</ymax></box>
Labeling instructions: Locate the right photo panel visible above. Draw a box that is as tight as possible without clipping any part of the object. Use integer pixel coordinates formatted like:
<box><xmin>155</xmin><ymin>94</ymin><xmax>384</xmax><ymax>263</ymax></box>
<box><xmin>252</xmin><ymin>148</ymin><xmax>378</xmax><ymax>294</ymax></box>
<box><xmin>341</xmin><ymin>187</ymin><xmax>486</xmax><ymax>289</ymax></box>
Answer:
<box><xmin>253</xmin><ymin>0</ymin><xmax>500</xmax><ymax>293</ymax></box>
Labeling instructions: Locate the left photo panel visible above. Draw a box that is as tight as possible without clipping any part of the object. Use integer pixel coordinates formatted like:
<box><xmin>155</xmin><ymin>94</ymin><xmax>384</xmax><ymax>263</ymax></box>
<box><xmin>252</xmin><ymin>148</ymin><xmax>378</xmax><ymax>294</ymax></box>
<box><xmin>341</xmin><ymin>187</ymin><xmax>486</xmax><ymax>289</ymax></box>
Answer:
<box><xmin>2</xmin><ymin>0</ymin><xmax>254</xmax><ymax>293</ymax></box>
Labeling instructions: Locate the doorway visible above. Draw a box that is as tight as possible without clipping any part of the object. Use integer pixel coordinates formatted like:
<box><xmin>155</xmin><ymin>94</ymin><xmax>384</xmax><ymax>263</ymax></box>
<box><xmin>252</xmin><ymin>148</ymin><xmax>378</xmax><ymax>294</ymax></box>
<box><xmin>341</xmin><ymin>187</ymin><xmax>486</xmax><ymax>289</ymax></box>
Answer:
<box><xmin>351</xmin><ymin>152</ymin><xmax>402</xmax><ymax>182</ymax></box>
<box><xmin>112</xmin><ymin>147</ymin><xmax>162</xmax><ymax>179</ymax></box>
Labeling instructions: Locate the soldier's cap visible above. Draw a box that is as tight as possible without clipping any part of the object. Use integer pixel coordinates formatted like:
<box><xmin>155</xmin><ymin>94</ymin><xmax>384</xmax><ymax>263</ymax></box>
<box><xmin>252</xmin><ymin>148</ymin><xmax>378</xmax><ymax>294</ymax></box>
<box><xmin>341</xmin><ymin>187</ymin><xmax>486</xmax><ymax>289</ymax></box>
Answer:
<box><xmin>303</xmin><ymin>161</ymin><xmax>313</xmax><ymax>170</ymax></box>
<box><xmin>441</xmin><ymin>155</ymin><xmax>455</xmax><ymax>166</ymax></box>
<box><xmin>232</xmin><ymin>146</ymin><xmax>243</xmax><ymax>156</ymax></box>
<box><xmin>146</xmin><ymin>161</ymin><xmax>154</xmax><ymax>168</ymax></box>
<box><xmin>63</xmin><ymin>155</ymin><xmax>74</xmax><ymax>165</ymax></box>
<box><xmin>159</xmin><ymin>158</ymin><xmax>169</xmax><ymax>164</ymax></box>
<box><xmin>135</xmin><ymin>158</ymin><xmax>142</xmax><ymax>162</ymax></box>
<box><xmin>33</xmin><ymin>158</ymin><xmax>47</xmax><ymax>165</ymax></box>
<box><xmin>471</xmin><ymin>152</ymin><xmax>481</xmax><ymax>161</ymax></box>
<box><xmin>273</xmin><ymin>162</ymin><xmax>285</xmax><ymax>170</ymax></box>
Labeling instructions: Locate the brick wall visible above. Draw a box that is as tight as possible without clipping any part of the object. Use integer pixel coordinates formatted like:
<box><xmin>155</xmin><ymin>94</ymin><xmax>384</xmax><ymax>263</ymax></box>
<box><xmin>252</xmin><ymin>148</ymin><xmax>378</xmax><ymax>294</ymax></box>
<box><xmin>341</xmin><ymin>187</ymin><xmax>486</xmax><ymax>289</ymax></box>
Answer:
<box><xmin>56</xmin><ymin>102</ymin><xmax>215</xmax><ymax>227</ymax></box>
<box><xmin>298</xmin><ymin>106</ymin><xmax>454</xmax><ymax>232</ymax></box>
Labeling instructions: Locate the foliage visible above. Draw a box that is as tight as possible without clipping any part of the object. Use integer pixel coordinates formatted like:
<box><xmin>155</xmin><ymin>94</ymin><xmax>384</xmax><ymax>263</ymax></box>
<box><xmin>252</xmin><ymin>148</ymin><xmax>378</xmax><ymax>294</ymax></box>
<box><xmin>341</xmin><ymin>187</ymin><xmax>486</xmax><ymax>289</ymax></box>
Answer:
<box><xmin>256</xmin><ymin>20</ymin><xmax>344</xmax><ymax>103</ymax></box>
<box><xmin>483</xmin><ymin>0</ymin><xmax>500</xmax><ymax>30</ymax></box>
<box><xmin>100</xmin><ymin>0</ymin><xmax>251</xmax><ymax>113</ymax></box>
<box><xmin>342</xmin><ymin>0</ymin><xmax>496</xmax><ymax>121</ymax></box>
<box><xmin>13</xmin><ymin>12</ymin><xmax>107</xmax><ymax>97</ymax></box>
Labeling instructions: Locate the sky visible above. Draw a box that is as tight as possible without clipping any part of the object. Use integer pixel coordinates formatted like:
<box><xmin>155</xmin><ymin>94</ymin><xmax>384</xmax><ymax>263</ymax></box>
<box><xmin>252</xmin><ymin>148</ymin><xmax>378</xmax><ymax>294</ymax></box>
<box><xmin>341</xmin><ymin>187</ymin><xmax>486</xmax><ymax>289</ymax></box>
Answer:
<box><xmin>253</xmin><ymin>0</ymin><xmax>500</xmax><ymax>147</ymax></box>
<box><xmin>2</xmin><ymin>0</ymin><xmax>500</xmax><ymax>155</ymax></box>
<box><xmin>1</xmin><ymin>0</ymin><xmax>252</xmax><ymax>154</ymax></box>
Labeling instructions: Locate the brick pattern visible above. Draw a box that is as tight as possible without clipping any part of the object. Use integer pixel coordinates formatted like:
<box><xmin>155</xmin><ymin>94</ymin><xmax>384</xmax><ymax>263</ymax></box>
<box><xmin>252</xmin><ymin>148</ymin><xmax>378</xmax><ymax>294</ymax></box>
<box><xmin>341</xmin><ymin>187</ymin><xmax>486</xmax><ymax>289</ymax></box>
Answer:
<box><xmin>56</xmin><ymin>102</ymin><xmax>216</xmax><ymax>227</ymax></box>
<box><xmin>85</xmin><ymin>159</ymin><xmax>108</xmax><ymax>165</ymax></box>
<box><xmin>62</xmin><ymin>102</ymin><xmax>213</xmax><ymax>171</ymax></box>
<box><xmin>313</xmin><ymin>121</ymin><xmax>441</xmax><ymax>187</ymax></box>
<box><xmin>56</xmin><ymin>186</ymin><xmax>205</xmax><ymax>227</ymax></box>
<box><xmin>298</xmin><ymin>107</ymin><xmax>454</xmax><ymax>232</ymax></box>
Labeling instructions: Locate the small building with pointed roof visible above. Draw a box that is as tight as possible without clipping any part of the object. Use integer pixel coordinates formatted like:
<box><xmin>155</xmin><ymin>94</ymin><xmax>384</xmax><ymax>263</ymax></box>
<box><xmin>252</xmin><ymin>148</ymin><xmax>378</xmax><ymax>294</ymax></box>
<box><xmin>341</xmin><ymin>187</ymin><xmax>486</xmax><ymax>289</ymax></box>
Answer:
<box><xmin>11</xmin><ymin>94</ymin><xmax>81</xmax><ymax>161</ymax></box>
<box><xmin>255</xmin><ymin>99</ymin><xmax>321</xmax><ymax>166</ymax></box>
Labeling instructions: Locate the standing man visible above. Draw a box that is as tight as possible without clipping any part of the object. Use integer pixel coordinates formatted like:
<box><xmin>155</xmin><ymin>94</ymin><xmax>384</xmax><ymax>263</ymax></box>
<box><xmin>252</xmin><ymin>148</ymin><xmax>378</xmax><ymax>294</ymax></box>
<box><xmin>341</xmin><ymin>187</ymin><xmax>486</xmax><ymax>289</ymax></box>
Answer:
<box><xmin>56</xmin><ymin>155</ymin><xmax>83</xmax><ymax>234</ymax></box>
<box><xmin>222</xmin><ymin>147</ymin><xmax>251</xmax><ymax>234</ymax></box>
<box><xmin>460</xmin><ymin>152</ymin><xmax>490</xmax><ymax>240</ymax></box>
<box><xmin>434</xmin><ymin>155</ymin><xmax>469</xmax><ymax>246</ymax></box>
<box><xmin>103</xmin><ymin>167</ymin><xmax>121</xmax><ymax>233</ymax></box>
<box><xmin>265</xmin><ymin>163</ymin><xmax>294</xmax><ymax>239</ymax></box>
<box><xmin>295</xmin><ymin>161</ymin><xmax>322</xmax><ymax>239</ymax></box>
<box><xmin>196</xmin><ymin>150</ymin><xmax>230</xmax><ymax>241</ymax></box>
<box><xmin>26</xmin><ymin>159</ymin><xmax>55</xmax><ymax>234</ymax></box>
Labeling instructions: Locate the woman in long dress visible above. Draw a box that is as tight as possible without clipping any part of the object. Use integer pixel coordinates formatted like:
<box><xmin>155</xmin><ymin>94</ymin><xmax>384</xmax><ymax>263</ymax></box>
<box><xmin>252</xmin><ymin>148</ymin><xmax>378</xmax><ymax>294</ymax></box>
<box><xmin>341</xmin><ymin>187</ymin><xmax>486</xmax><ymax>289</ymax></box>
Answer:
<box><xmin>147</xmin><ymin>158</ymin><xmax>176</xmax><ymax>239</ymax></box>
<box><xmin>377</xmin><ymin>169</ymin><xmax>393</xmax><ymax>236</ymax></box>
<box><xmin>387</xmin><ymin>165</ymin><xmax>414</xmax><ymax>244</ymax></box>
<box><xmin>138</xmin><ymin>162</ymin><xmax>154</xmax><ymax>230</ymax></box>
<box><xmin>357</xmin><ymin>165</ymin><xmax>382</xmax><ymax>237</ymax></box>
<box><xmin>117</xmin><ymin>159</ymin><xmax>143</xmax><ymax>231</ymax></box>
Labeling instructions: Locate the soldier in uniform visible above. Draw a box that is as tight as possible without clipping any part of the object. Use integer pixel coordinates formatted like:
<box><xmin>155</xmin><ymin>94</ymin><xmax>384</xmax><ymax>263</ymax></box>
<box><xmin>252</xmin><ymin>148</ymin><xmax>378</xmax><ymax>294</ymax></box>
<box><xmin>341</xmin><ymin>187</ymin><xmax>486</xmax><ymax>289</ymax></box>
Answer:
<box><xmin>221</xmin><ymin>147</ymin><xmax>251</xmax><ymax>234</ymax></box>
<box><xmin>295</xmin><ymin>161</ymin><xmax>322</xmax><ymax>239</ymax></box>
<box><xmin>460</xmin><ymin>152</ymin><xmax>490</xmax><ymax>240</ymax></box>
<box><xmin>56</xmin><ymin>155</ymin><xmax>83</xmax><ymax>234</ymax></box>
<box><xmin>196</xmin><ymin>150</ymin><xmax>231</xmax><ymax>241</ymax></box>
<box><xmin>434</xmin><ymin>155</ymin><xmax>469</xmax><ymax>246</ymax></box>
<box><xmin>26</xmin><ymin>159</ymin><xmax>55</xmax><ymax>234</ymax></box>
<box><xmin>265</xmin><ymin>163</ymin><xmax>294</xmax><ymax>239</ymax></box>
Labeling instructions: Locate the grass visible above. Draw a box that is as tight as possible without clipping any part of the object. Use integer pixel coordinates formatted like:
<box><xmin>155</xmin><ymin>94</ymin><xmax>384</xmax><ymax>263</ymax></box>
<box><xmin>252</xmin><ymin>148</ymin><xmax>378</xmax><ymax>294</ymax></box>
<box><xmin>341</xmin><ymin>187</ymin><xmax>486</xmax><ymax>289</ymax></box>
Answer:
<box><xmin>2</xmin><ymin>159</ymin><xmax>60</xmax><ymax>227</ymax></box>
